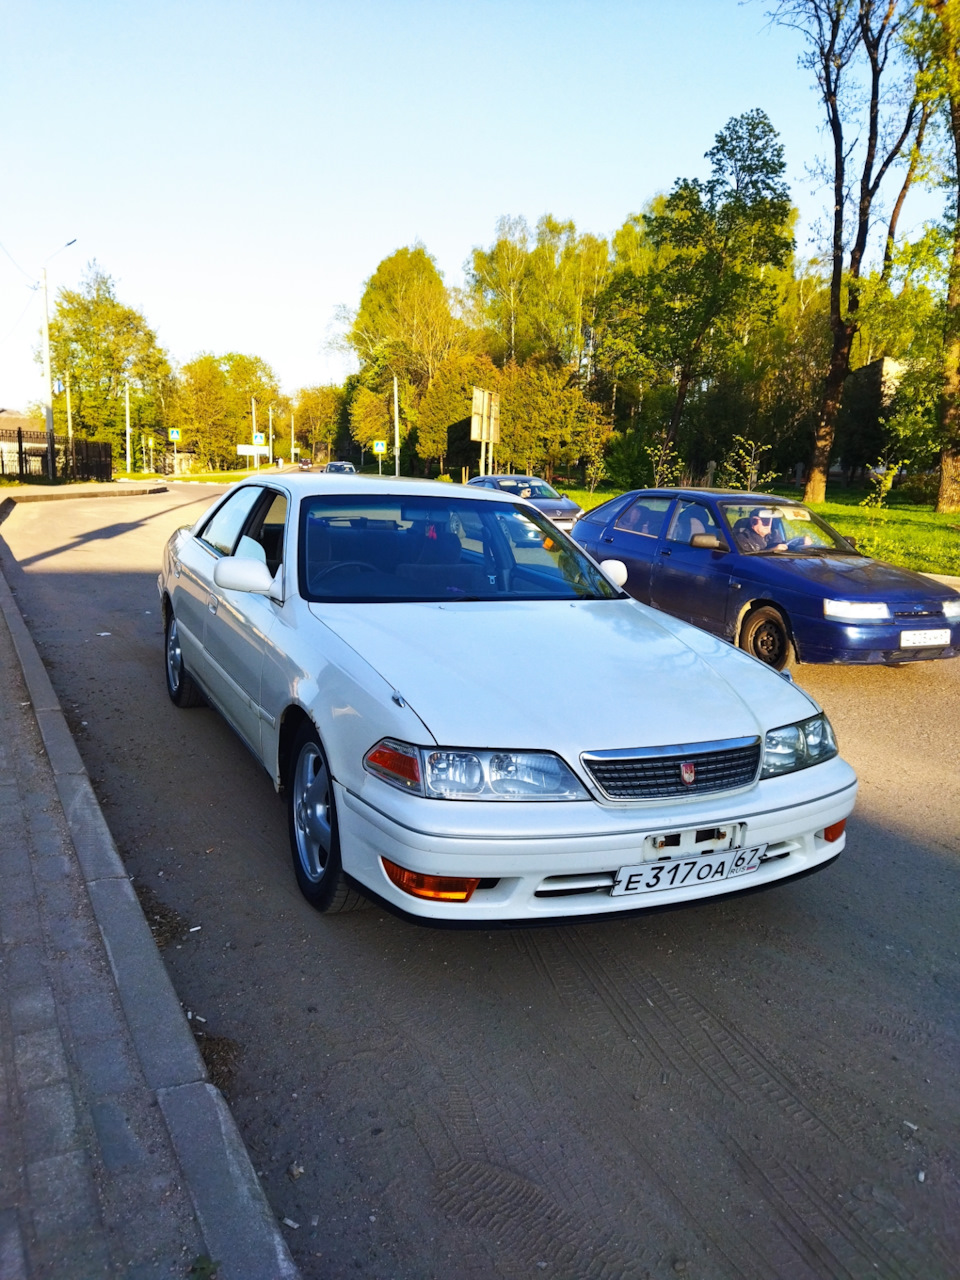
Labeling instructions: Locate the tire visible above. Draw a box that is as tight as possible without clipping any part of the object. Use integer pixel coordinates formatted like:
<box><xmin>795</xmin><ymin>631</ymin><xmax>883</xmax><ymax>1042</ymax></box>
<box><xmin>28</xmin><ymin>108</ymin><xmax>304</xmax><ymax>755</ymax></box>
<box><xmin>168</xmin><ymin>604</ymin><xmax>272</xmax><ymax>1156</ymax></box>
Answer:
<box><xmin>739</xmin><ymin>605</ymin><xmax>796</xmax><ymax>672</ymax></box>
<box><xmin>287</xmin><ymin>723</ymin><xmax>366</xmax><ymax>913</ymax></box>
<box><xmin>164</xmin><ymin>611</ymin><xmax>204</xmax><ymax>707</ymax></box>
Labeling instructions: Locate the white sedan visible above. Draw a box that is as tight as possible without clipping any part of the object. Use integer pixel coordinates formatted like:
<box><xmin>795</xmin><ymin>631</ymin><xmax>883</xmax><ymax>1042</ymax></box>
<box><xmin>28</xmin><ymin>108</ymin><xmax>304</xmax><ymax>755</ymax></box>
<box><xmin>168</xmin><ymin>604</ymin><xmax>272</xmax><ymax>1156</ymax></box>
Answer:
<box><xmin>157</xmin><ymin>475</ymin><xmax>857</xmax><ymax>923</ymax></box>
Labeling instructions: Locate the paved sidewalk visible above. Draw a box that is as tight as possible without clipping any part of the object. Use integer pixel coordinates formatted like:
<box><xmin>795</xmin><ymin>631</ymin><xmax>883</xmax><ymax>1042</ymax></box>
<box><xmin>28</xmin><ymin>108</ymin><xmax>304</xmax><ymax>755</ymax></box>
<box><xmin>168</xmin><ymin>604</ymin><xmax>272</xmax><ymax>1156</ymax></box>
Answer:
<box><xmin>0</xmin><ymin>564</ymin><xmax>298</xmax><ymax>1279</ymax></box>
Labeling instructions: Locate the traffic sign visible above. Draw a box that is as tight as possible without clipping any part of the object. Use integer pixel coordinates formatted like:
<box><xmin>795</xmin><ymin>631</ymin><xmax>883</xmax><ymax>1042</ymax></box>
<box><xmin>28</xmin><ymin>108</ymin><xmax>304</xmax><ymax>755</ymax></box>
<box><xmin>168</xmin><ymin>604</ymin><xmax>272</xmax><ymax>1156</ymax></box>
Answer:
<box><xmin>168</xmin><ymin>428</ymin><xmax>181</xmax><ymax>442</ymax></box>
<box><xmin>373</xmin><ymin>440</ymin><xmax>387</xmax><ymax>454</ymax></box>
<box><xmin>237</xmin><ymin>444</ymin><xmax>270</xmax><ymax>457</ymax></box>
<box><xmin>253</xmin><ymin>432</ymin><xmax>266</xmax><ymax>445</ymax></box>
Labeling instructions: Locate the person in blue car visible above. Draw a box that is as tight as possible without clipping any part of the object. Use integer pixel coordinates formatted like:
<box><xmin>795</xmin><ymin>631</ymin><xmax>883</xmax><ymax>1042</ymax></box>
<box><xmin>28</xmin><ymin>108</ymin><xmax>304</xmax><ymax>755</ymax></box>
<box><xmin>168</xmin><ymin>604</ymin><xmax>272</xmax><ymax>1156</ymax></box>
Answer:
<box><xmin>735</xmin><ymin>508</ymin><xmax>789</xmax><ymax>553</ymax></box>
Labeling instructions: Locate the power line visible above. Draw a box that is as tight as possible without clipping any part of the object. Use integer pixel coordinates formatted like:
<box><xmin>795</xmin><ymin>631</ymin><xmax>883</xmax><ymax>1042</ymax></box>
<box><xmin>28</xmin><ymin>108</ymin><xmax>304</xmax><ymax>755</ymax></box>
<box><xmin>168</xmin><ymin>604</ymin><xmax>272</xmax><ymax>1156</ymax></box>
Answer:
<box><xmin>0</xmin><ymin>239</ymin><xmax>36</xmax><ymax>283</ymax></box>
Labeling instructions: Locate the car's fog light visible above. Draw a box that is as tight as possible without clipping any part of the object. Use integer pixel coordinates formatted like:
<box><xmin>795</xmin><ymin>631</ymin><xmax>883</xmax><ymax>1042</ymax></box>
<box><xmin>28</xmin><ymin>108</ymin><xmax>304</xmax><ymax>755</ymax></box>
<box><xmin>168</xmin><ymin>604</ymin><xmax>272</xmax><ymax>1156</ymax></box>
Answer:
<box><xmin>382</xmin><ymin>858</ymin><xmax>480</xmax><ymax>902</ymax></box>
<box><xmin>822</xmin><ymin>819</ymin><xmax>846</xmax><ymax>843</ymax></box>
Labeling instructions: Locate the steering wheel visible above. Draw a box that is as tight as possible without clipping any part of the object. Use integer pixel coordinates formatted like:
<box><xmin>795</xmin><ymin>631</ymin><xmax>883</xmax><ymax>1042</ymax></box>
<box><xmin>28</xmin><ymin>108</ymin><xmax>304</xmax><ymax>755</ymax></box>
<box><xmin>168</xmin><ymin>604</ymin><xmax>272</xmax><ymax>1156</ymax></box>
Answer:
<box><xmin>311</xmin><ymin>561</ymin><xmax>379</xmax><ymax>582</ymax></box>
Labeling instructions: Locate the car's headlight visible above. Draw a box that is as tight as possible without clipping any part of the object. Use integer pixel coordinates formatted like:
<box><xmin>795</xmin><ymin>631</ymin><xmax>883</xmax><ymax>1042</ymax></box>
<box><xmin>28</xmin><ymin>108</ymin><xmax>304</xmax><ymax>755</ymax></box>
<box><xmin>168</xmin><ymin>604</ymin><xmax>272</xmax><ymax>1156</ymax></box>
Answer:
<box><xmin>761</xmin><ymin>715</ymin><xmax>838</xmax><ymax>778</ymax></box>
<box><xmin>823</xmin><ymin>599</ymin><xmax>891</xmax><ymax>621</ymax></box>
<box><xmin>942</xmin><ymin>597</ymin><xmax>960</xmax><ymax>620</ymax></box>
<box><xmin>364</xmin><ymin>739</ymin><xmax>588</xmax><ymax>800</ymax></box>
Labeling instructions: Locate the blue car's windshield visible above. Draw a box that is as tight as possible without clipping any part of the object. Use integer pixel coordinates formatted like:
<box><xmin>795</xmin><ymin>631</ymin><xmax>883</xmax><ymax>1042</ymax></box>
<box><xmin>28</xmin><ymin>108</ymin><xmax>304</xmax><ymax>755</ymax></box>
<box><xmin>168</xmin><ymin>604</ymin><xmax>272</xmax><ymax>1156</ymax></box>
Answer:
<box><xmin>298</xmin><ymin>495</ymin><xmax>621</xmax><ymax>602</ymax></box>
<box><xmin>721</xmin><ymin>501</ymin><xmax>857</xmax><ymax>556</ymax></box>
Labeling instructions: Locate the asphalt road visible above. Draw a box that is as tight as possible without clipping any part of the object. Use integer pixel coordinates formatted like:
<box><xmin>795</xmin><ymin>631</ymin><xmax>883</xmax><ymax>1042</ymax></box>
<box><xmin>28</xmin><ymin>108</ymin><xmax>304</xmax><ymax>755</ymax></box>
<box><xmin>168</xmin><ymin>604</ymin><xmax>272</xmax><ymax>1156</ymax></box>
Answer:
<box><xmin>2</xmin><ymin>485</ymin><xmax>958</xmax><ymax>1280</ymax></box>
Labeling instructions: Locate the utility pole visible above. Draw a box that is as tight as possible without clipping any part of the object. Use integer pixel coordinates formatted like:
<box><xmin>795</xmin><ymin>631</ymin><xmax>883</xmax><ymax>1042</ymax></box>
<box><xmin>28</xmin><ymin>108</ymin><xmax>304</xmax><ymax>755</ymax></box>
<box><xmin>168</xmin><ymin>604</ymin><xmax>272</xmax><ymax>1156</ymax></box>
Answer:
<box><xmin>268</xmin><ymin>405</ymin><xmax>274</xmax><ymax>465</ymax></box>
<box><xmin>125</xmin><ymin>382</ymin><xmax>132</xmax><ymax>473</ymax></box>
<box><xmin>41</xmin><ymin>269</ymin><xmax>55</xmax><ymax>479</ymax></box>
<box><xmin>251</xmin><ymin>397</ymin><xmax>258</xmax><ymax>472</ymax></box>
<box><xmin>290</xmin><ymin>411</ymin><xmax>295</xmax><ymax>465</ymax></box>
<box><xmin>393</xmin><ymin>375</ymin><xmax>400</xmax><ymax>477</ymax></box>
<box><xmin>65</xmin><ymin>370</ymin><xmax>73</xmax><ymax>441</ymax></box>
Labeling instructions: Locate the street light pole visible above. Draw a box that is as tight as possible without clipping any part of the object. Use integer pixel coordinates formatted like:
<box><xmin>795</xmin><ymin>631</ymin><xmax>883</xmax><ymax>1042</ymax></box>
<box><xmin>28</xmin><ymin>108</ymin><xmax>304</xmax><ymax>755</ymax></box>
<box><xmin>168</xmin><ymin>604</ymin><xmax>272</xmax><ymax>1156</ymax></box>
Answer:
<box><xmin>393</xmin><ymin>375</ymin><xmax>400</xmax><ymax>477</ymax></box>
<box><xmin>41</xmin><ymin>269</ymin><xmax>55</xmax><ymax>479</ymax></box>
<box><xmin>125</xmin><ymin>382</ymin><xmax>132</xmax><ymax>473</ymax></box>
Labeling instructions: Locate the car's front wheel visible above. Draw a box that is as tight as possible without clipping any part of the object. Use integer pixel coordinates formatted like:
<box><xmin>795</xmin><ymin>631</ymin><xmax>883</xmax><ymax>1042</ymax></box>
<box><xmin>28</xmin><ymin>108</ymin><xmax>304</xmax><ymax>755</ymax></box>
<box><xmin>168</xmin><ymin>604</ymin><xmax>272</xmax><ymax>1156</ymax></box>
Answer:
<box><xmin>739</xmin><ymin>605</ymin><xmax>795</xmax><ymax>671</ymax></box>
<box><xmin>164</xmin><ymin>612</ymin><xmax>204</xmax><ymax>707</ymax></box>
<box><xmin>287</xmin><ymin>723</ymin><xmax>366</xmax><ymax>913</ymax></box>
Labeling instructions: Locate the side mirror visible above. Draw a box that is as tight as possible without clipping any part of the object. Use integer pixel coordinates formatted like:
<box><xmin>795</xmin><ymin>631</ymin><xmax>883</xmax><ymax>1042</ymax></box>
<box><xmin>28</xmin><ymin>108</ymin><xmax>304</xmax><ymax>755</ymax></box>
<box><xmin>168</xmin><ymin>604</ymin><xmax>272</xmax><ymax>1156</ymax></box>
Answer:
<box><xmin>214</xmin><ymin>556</ymin><xmax>277</xmax><ymax>596</ymax></box>
<box><xmin>690</xmin><ymin>533</ymin><xmax>729</xmax><ymax>552</ymax></box>
<box><xmin>599</xmin><ymin>559</ymin><xmax>629</xmax><ymax>587</ymax></box>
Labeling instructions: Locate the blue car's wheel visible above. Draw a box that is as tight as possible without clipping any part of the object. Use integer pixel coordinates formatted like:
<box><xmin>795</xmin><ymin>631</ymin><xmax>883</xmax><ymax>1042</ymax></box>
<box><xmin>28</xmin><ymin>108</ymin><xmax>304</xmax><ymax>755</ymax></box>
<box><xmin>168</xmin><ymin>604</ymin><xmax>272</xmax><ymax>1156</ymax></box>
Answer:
<box><xmin>740</xmin><ymin>606</ymin><xmax>795</xmax><ymax>671</ymax></box>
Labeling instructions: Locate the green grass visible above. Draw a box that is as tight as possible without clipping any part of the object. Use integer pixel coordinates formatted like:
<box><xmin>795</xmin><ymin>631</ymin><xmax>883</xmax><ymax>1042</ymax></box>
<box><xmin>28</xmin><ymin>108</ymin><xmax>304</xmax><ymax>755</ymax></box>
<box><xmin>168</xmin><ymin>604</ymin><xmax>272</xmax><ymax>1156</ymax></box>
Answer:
<box><xmin>560</xmin><ymin>484</ymin><xmax>960</xmax><ymax>577</ymax></box>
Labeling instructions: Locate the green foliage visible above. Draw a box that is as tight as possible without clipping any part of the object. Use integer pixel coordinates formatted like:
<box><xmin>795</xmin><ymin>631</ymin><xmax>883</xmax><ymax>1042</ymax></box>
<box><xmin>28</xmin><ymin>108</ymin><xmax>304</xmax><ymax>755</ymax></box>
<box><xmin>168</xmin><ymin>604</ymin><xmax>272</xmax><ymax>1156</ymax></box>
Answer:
<box><xmin>644</xmin><ymin>431</ymin><xmax>685</xmax><ymax>487</ymax></box>
<box><xmin>46</xmin><ymin>264</ymin><xmax>172</xmax><ymax>466</ymax></box>
<box><xmin>714</xmin><ymin>435</ymin><xmax>780</xmax><ymax>492</ymax></box>
<box><xmin>173</xmin><ymin>352</ymin><xmax>281</xmax><ymax>470</ymax></box>
<box><xmin>294</xmin><ymin>384</ymin><xmax>344</xmax><ymax>461</ymax></box>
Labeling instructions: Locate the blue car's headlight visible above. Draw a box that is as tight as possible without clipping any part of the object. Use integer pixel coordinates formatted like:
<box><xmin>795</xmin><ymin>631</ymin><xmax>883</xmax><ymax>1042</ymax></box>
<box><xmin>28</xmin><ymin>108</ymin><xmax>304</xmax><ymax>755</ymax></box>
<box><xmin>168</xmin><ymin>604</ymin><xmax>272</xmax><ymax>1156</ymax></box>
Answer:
<box><xmin>761</xmin><ymin>715</ymin><xmax>838</xmax><ymax>778</ymax></box>
<box><xmin>364</xmin><ymin>739</ymin><xmax>588</xmax><ymax>800</ymax></box>
<box><xmin>823</xmin><ymin>599</ymin><xmax>891</xmax><ymax>621</ymax></box>
<box><xmin>942</xmin><ymin>597</ymin><xmax>960</xmax><ymax>620</ymax></box>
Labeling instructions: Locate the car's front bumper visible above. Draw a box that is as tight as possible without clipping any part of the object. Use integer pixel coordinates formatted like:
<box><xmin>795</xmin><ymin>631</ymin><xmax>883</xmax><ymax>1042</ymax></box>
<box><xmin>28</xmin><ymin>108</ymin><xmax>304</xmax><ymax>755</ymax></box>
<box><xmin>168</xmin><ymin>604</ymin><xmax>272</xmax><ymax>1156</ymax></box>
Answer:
<box><xmin>335</xmin><ymin>757</ymin><xmax>857</xmax><ymax>921</ymax></box>
<box><xmin>796</xmin><ymin>617</ymin><xmax>960</xmax><ymax>664</ymax></box>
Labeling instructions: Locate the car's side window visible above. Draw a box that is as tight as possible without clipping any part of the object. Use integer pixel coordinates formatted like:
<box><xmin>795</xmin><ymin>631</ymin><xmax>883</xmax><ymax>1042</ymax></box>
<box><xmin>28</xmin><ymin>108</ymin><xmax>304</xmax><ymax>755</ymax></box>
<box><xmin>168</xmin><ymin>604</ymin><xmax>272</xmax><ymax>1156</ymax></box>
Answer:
<box><xmin>579</xmin><ymin>493</ymin><xmax>636</xmax><ymax>526</ymax></box>
<box><xmin>198</xmin><ymin>487</ymin><xmax>264</xmax><ymax>556</ymax></box>
<box><xmin>242</xmin><ymin>492</ymin><xmax>288</xmax><ymax>574</ymax></box>
<box><xmin>665</xmin><ymin>500</ymin><xmax>721</xmax><ymax>544</ymax></box>
<box><xmin>615</xmin><ymin>497</ymin><xmax>673</xmax><ymax>538</ymax></box>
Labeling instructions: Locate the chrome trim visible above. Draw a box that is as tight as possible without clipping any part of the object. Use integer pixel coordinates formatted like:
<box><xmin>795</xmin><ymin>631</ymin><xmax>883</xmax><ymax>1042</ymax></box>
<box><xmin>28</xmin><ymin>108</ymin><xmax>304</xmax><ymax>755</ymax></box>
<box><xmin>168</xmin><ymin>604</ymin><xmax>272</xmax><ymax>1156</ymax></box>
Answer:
<box><xmin>581</xmin><ymin>735</ymin><xmax>761</xmax><ymax>763</ymax></box>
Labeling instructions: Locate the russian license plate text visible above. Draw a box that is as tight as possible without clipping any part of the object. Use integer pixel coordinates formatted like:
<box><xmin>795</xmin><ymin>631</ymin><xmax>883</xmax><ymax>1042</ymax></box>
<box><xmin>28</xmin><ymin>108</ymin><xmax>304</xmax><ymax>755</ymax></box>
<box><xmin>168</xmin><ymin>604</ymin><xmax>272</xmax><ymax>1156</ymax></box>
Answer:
<box><xmin>612</xmin><ymin>844</ymin><xmax>767</xmax><ymax>896</ymax></box>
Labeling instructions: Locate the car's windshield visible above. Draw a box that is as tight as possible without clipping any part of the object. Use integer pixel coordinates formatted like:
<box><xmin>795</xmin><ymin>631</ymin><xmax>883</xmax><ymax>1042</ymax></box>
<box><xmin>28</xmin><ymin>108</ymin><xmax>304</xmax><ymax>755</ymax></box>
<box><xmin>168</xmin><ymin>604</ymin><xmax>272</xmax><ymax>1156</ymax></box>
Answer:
<box><xmin>299</xmin><ymin>495</ymin><xmax>620</xmax><ymax>602</ymax></box>
<box><xmin>721</xmin><ymin>501</ymin><xmax>856</xmax><ymax>555</ymax></box>
<box><xmin>493</xmin><ymin>478</ymin><xmax>559</xmax><ymax>500</ymax></box>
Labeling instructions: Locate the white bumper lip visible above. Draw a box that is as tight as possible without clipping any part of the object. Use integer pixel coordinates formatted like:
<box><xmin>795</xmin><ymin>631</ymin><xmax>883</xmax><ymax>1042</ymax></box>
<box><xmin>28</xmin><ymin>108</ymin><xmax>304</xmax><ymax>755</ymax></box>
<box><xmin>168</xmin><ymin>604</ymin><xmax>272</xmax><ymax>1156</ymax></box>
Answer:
<box><xmin>336</xmin><ymin>757</ymin><xmax>857</xmax><ymax>920</ymax></box>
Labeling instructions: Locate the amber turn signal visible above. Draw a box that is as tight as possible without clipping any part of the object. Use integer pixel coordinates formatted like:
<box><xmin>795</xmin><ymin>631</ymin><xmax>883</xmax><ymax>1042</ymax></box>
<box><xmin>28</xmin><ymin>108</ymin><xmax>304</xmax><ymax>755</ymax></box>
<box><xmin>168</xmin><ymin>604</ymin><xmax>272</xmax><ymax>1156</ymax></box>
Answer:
<box><xmin>382</xmin><ymin>858</ymin><xmax>481</xmax><ymax>902</ymax></box>
<box><xmin>822</xmin><ymin>819</ymin><xmax>846</xmax><ymax>843</ymax></box>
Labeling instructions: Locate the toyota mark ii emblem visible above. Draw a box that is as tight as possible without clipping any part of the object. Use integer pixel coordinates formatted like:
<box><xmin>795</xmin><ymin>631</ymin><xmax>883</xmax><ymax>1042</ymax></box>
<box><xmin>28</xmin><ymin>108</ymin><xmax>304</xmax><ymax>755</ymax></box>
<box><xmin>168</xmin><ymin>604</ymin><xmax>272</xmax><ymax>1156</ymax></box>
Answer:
<box><xmin>680</xmin><ymin>761</ymin><xmax>696</xmax><ymax>786</ymax></box>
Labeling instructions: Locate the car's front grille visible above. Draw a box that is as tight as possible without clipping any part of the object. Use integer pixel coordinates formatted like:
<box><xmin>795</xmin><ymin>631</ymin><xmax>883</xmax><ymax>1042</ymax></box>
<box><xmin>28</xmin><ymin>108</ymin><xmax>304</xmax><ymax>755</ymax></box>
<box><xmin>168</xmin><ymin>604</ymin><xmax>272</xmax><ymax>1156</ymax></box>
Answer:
<box><xmin>893</xmin><ymin>607</ymin><xmax>943</xmax><ymax>619</ymax></box>
<box><xmin>582</xmin><ymin>737</ymin><xmax>761</xmax><ymax>800</ymax></box>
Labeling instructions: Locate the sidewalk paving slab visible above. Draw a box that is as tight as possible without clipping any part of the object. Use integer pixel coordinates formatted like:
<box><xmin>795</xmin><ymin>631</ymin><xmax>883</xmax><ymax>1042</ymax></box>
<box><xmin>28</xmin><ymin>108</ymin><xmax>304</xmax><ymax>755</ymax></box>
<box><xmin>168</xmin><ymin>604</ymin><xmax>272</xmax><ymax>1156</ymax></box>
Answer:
<box><xmin>0</xmin><ymin>552</ymin><xmax>299</xmax><ymax>1279</ymax></box>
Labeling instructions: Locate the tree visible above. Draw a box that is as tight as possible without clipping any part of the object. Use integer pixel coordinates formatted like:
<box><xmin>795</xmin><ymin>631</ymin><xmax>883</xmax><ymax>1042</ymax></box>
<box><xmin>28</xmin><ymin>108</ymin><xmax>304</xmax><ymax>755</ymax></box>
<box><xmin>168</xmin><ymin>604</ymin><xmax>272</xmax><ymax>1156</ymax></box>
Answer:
<box><xmin>770</xmin><ymin>0</ymin><xmax>924</xmax><ymax>503</ymax></box>
<box><xmin>347</xmin><ymin>245</ymin><xmax>465</xmax><ymax>391</ymax></box>
<box><xmin>918</xmin><ymin>0</ymin><xmax>960</xmax><ymax>509</ymax></box>
<box><xmin>416</xmin><ymin>353</ymin><xmax>499</xmax><ymax>471</ymax></box>
<box><xmin>598</xmin><ymin>110</ymin><xmax>793</xmax><ymax>447</ymax></box>
<box><xmin>469</xmin><ymin>217</ymin><xmax>532</xmax><ymax>363</ymax></box>
<box><xmin>46</xmin><ymin>264</ymin><xmax>172</xmax><ymax>464</ymax></box>
<box><xmin>294</xmin><ymin>385</ymin><xmax>344</xmax><ymax>463</ymax></box>
<box><xmin>172</xmin><ymin>351</ymin><xmax>282</xmax><ymax>469</ymax></box>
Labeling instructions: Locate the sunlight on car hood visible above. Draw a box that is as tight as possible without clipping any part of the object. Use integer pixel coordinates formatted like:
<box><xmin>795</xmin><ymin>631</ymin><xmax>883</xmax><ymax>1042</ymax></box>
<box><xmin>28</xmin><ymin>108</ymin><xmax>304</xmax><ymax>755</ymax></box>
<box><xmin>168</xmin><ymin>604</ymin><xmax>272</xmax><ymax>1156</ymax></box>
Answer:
<box><xmin>309</xmin><ymin>599</ymin><xmax>812</xmax><ymax>753</ymax></box>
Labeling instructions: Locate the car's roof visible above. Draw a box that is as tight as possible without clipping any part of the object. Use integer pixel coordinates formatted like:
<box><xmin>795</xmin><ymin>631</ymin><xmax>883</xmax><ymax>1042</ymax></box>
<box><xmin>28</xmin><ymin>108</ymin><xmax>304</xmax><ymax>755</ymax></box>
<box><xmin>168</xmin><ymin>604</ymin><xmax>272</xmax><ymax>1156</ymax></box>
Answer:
<box><xmin>619</xmin><ymin>488</ymin><xmax>795</xmax><ymax>504</ymax></box>
<box><xmin>248</xmin><ymin>473</ymin><xmax>531</xmax><ymax>506</ymax></box>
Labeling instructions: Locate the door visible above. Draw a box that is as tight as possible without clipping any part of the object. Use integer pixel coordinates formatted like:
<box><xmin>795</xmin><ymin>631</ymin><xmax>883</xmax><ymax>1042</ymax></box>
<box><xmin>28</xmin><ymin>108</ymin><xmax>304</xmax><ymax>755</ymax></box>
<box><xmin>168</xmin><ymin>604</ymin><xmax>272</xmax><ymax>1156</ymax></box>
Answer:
<box><xmin>596</xmin><ymin>496</ymin><xmax>675</xmax><ymax>604</ymax></box>
<box><xmin>650</xmin><ymin>499</ymin><xmax>732</xmax><ymax>634</ymax></box>
<box><xmin>203</xmin><ymin>489</ymin><xmax>288</xmax><ymax>754</ymax></box>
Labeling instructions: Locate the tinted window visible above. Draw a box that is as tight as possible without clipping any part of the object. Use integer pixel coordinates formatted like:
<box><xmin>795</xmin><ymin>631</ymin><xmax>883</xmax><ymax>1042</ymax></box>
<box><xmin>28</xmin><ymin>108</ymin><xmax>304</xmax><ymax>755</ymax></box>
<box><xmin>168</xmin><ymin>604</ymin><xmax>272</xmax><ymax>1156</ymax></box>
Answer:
<box><xmin>199</xmin><ymin>487</ymin><xmax>264</xmax><ymax>556</ymax></box>
<box><xmin>578</xmin><ymin>493</ymin><xmax>637</xmax><ymax>526</ymax></box>
<box><xmin>666</xmin><ymin>500</ymin><xmax>721</xmax><ymax>543</ymax></box>
<box><xmin>615</xmin><ymin>497</ymin><xmax>673</xmax><ymax>538</ymax></box>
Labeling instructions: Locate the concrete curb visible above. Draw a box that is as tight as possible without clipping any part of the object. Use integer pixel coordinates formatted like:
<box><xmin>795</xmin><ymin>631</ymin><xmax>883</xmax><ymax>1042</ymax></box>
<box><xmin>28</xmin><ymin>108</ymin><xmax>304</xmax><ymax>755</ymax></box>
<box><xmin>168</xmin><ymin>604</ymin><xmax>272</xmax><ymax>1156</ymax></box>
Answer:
<box><xmin>0</xmin><ymin>564</ymin><xmax>300</xmax><ymax>1280</ymax></box>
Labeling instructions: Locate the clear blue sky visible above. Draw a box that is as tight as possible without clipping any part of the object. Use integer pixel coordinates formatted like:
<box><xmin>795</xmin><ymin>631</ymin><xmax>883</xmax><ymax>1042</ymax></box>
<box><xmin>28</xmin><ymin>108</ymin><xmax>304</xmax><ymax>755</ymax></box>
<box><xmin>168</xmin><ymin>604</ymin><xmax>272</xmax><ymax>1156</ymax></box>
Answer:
<box><xmin>0</xmin><ymin>0</ymin><xmax>937</xmax><ymax>412</ymax></box>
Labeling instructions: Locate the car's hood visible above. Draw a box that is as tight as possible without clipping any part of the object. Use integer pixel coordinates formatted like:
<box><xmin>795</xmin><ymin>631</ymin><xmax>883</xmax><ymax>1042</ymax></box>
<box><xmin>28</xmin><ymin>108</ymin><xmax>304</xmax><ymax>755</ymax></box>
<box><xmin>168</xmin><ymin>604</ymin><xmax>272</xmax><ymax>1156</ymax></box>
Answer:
<box><xmin>740</xmin><ymin>553</ymin><xmax>952</xmax><ymax>601</ymax></box>
<box><xmin>308</xmin><ymin>599</ymin><xmax>815</xmax><ymax>754</ymax></box>
<box><xmin>529</xmin><ymin>496</ymin><xmax>581</xmax><ymax>517</ymax></box>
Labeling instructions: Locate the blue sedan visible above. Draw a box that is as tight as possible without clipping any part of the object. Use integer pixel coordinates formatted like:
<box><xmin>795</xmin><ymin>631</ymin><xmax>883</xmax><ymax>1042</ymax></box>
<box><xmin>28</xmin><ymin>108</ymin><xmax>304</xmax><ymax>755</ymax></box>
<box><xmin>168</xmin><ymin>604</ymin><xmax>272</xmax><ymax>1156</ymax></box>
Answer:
<box><xmin>571</xmin><ymin>488</ymin><xmax>960</xmax><ymax>669</ymax></box>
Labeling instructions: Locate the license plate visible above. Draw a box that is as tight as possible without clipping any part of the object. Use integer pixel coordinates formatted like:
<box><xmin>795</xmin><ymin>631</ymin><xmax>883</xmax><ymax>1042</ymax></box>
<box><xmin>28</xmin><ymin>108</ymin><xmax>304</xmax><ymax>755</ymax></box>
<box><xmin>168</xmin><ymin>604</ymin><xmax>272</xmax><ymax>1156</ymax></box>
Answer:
<box><xmin>900</xmin><ymin>628</ymin><xmax>950</xmax><ymax>648</ymax></box>
<box><xmin>612</xmin><ymin>844</ymin><xmax>767</xmax><ymax>896</ymax></box>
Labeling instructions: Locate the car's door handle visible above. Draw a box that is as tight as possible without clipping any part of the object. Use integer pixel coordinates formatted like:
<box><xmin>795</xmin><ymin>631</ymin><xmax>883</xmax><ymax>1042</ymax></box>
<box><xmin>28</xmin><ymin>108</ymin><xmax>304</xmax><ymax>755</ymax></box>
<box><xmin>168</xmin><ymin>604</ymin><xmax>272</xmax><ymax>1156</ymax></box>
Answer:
<box><xmin>208</xmin><ymin>594</ymin><xmax>219</xmax><ymax>615</ymax></box>
<box><xmin>660</xmin><ymin>548</ymin><xmax>672</xmax><ymax>557</ymax></box>
<box><xmin>602</xmin><ymin>536</ymin><xmax>614</xmax><ymax>543</ymax></box>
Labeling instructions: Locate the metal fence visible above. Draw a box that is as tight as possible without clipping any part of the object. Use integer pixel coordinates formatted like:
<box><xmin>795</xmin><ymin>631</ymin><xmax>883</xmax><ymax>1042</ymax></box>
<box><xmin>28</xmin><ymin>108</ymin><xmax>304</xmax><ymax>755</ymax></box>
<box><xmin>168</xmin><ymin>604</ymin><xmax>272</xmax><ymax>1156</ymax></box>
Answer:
<box><xmin>0</xmin><ymin>428</ymin><xmax>113</xmax><ymax>482</ymax></box>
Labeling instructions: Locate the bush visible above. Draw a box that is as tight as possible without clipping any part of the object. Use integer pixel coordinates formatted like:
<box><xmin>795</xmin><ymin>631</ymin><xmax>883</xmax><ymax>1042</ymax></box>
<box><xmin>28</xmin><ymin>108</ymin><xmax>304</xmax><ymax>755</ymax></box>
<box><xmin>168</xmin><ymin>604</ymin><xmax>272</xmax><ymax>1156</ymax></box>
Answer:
<box><xmin>894</xmin><ymin>471</ymin><xmax>939</xmax><ymax>503</ymax></box>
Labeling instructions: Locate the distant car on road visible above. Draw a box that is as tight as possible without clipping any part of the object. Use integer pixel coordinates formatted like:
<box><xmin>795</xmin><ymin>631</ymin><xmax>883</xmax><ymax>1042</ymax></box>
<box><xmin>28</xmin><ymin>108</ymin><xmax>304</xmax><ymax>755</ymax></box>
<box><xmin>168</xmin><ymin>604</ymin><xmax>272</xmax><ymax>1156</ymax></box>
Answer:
<box><xmin>298</xmin><ymin>458</ymin><xmax>313</xmax><ymax>471</ymax></box>
<box><xmin>572</xmin><ymin>487</ymin><xmax>960</xmax><ymax>670</ymax></box>
<box><xmin>324</xmin><ymin>461</ymin><xmax>356</xmax><ymax>474</ymax></box>
<box><xmin>467</xmin><ymin>475</ymin><xmax>583</xmax><ymax>532</ymax></box>
<box><xmin>158</xmin><ymin>474</ymin><xmax>855</xmax><ymax>924</ymax></box>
